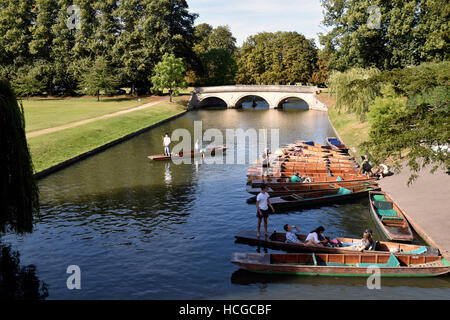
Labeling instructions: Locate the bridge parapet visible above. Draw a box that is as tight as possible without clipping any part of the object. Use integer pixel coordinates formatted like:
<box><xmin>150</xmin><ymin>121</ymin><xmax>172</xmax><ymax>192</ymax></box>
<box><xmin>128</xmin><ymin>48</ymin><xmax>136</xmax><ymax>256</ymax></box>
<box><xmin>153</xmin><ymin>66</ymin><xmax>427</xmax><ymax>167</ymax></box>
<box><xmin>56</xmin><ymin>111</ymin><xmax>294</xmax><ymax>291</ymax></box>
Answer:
<box><xmin>194</xmin><ymin>85</ymin><xmax>320</xmax><ymax>94</ymax></box>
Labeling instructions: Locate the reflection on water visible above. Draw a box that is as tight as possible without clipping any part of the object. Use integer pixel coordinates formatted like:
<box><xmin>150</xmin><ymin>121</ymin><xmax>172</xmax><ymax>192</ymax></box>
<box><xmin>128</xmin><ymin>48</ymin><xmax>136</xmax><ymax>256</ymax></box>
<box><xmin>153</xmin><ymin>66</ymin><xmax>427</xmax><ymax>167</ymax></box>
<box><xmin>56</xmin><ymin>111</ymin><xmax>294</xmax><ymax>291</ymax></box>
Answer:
<box><xmin>0</xmin><ymin>244</ymin><xmax>48</xmax><ymax>300</ymax></box>
<box><xmin>2</xmin><ymin>109</ymin><xmax>449</xmax><ymax>299</ymax></box>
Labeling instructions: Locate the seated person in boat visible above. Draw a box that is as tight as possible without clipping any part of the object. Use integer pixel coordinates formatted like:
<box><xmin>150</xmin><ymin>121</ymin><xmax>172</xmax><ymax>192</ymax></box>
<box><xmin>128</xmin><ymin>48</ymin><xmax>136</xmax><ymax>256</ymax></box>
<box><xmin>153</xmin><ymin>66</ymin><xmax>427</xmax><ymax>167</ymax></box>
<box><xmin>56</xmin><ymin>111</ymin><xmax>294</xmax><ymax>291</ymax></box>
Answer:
<box><xmin>359</xmin><ymin>156</ymin><xmax>373</xmax><ymax>176</ymax></box>
<box><xmin>347</xmin><ymin>229</ymin><xmax>377</xmax><ymax>251</ymax></box>
<box><xmin>291</xmin><ymin>172</ymin><xmax>302</xmax><ymax>183</ymax></box>
<box><xmin>284</xmin><ymin>224</ymin><xmax>303</xmax><ymax>244</ymax></box>
<box><xmin>305</xmin><ymin>226</ymin><xmax>330</xmax><ymax>247</ymax></box>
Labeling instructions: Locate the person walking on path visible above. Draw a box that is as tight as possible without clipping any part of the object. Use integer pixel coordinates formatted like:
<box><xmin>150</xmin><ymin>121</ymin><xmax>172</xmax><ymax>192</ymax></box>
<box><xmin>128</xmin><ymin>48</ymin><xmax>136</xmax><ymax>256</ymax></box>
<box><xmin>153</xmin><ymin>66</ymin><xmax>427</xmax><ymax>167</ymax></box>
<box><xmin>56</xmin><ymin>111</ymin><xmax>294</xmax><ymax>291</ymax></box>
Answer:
<box><xmin>256</xmin><ymin>184</ymin><xmax>275</xmax><ymax>237</ymax></box>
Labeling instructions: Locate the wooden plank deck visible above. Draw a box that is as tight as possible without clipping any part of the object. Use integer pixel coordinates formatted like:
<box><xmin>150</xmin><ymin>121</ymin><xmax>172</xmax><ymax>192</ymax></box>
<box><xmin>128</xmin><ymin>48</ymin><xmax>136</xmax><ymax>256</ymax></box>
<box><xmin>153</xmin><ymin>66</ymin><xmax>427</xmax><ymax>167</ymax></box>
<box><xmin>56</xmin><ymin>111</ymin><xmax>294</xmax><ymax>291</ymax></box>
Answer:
<box><xmin>379</xmin><ymin>165</ymin><xmax>450</xmax><ymax>259</ymax></box>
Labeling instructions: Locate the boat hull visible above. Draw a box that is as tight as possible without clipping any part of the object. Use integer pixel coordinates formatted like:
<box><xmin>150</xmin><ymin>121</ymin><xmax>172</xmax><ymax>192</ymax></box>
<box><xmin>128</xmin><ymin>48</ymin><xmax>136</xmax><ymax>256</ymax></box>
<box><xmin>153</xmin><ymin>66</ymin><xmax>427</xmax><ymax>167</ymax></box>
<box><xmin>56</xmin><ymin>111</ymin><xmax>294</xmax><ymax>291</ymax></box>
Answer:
<box><xmin>231</xmin><ymin>253</ymin><xmax>450</xmax><ymax>277</ymax></box>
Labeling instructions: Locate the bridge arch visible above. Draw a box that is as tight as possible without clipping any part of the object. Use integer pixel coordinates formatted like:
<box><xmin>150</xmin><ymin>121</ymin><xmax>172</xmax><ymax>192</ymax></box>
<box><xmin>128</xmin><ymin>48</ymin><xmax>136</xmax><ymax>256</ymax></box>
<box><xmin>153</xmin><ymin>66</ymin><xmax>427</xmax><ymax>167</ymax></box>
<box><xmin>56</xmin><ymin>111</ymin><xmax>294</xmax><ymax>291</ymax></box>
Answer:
<box><xmin>275</xmin><ymin>95</ymin><xmax>310</xmax><ymax>109</ymax></box>
<box><xmin>233</xmin><ymin>94</ymin><xmax>271</xmax><ymax>109</ymax></box>
<box><xmin>198</xmin><ymin>95</ymin><xmax>228</xmax><ymax>109</ymax></box>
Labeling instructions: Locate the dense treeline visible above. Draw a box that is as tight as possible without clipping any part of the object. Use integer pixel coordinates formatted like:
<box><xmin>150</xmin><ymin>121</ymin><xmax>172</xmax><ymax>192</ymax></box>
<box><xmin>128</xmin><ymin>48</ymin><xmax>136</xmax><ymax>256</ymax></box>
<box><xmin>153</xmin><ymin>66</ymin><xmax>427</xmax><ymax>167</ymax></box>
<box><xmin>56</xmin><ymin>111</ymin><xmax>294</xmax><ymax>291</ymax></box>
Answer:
<box><xmin>320</xmin><ymin>0</ymin><xmax>449</xmax><ymax>72</ymax></box>
<box><xmin>235</xmin><ymin>32</ymin><xmax>319</xmax><ymax>85</ymax></box>
<box><xmin>0</xmin><ymin>1</ymin><xmax>324</xmax><ymax>98</ymax></box>
<box><xmin>321</xmin><ymin>0</ymin><xmax>449</xmax><ymax>179</ymax></box>
<box><xmin>328</xmin><ymin>62</ymin><xmax>450</xmax><ymax>182</ymax></box>
<box><xmin>0</xmin><ymin>0</ymin><xmax>198</xmax><ymax>96</ymax></box>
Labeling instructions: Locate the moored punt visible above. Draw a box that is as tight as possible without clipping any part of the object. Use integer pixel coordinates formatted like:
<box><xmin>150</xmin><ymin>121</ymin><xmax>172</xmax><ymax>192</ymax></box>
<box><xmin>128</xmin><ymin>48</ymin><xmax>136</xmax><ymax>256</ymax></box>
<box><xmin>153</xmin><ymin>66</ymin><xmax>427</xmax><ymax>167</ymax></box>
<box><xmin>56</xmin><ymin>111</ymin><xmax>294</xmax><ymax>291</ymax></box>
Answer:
<box><xmin>234</xmin><ymin>230</ymin><xmax>441</xmax><ymax>256</ymax></box>
<box><xmin>267</xmin><ymin>185</ymin><xmax>379</xmax><ymax>210</ymax></box>
<box><xmin>148</xmin><ymin>146</ymin><xmax>227</xmax><ymax>161</ymax></box>
<box><xmin>231</xmin><ymin>252</ymin><xmax>450</xmax><ymax>277</ymax></box>
<box><xmin>250</xmin><ymin>176</ymin><xmax>377</xmax><ymax>187</ymax></box>
<box><xmin>247</xmin><ymin>182</ymin><xmax>378</xmax><ymax>196</ymax></box>
<box><xmin>326</xmin><ymin>137</ymin><xmax>349</xmax><ymax>153</ymax></box>
<box><xmin>246</xmin><ymin>171</ymin><xmax>368</xmax><ymax>182</ymax></box>
<box><xmin>369</xmin><ymin>191</ymin><xmax>414</xmax><ymax>243</ymax></box>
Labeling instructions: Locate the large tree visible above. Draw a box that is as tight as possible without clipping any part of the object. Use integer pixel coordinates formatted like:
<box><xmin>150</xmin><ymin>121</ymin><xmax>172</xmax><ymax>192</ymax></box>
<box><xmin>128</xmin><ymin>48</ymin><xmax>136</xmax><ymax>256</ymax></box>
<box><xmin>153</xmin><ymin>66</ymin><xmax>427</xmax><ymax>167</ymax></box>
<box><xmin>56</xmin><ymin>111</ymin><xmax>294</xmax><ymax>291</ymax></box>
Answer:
<box><xmin>151</xmin><ymin>53</ymin><xmax>187</xmax><ymax>102</ymax></box>
<box><xmin>235</xmin><ymin>32</ymin><xmax>318</xmax><ymax>85</ymax></box>
<box><xmin>191</xmin><ymin>24</ymin><xmax>238</xmax><ymax>86</ymax></box>
<box><xmin>0</xmin><ymin>80</ymin><xmax>39</xmax><ymax>234</ymax></box>
<box><xmin>320</xmin><ymin>0</ymin><xmax>450</xmax><ymax>72</ymax></box>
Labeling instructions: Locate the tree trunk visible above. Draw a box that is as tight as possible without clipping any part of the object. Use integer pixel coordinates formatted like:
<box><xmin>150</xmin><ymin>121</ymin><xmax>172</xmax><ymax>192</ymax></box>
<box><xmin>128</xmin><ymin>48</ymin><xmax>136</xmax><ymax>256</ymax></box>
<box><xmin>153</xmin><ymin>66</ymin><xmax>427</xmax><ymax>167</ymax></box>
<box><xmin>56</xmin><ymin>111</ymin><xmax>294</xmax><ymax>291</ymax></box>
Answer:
<box><xmin>169</xmin><ymin>88</ymin><xmax>173</xmax><ymax>102</ymax></box>
<box><xmin>97</xmin><ymin>90</ymin><xmax>100</xmax><ymax>102</ymax></box>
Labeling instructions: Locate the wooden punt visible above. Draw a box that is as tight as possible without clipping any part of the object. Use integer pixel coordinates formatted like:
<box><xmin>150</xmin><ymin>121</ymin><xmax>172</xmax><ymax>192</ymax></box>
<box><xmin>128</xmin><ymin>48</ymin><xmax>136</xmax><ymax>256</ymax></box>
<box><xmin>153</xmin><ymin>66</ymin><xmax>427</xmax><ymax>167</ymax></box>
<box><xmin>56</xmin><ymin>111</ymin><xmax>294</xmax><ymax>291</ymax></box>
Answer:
<box><xmin>267</xmin><ymin>185</ymin><xmax>379</xmax><ymax>210</ymax></box>
<box><xmin>247</xmin><ymin>182</ymin><xmax>379</xmax><ymax>196</ymax></box>
<box><xmin>246</xmin><ymin>171</ymin><xmax>366</xmax><ymax>181</ymax></box>
<box><xmin>369</xmin><ymin>191</ymin><xmax>414</xmax><ymax>243</ymax></box>
<box><xmin>326</xmin><ymin>137</ymin><xmax>349</xmax><ymax>153</ymax></box>
<box><xmin>284</xmin><ymin>147</ymin><xmax>351</xmax><ymax>159</ymax></box>
<box><xmin>231</xmin><ymin>252</ymin><xmax>450</xmax><ymax>277</ymax></box>
<box><xmin>235</xmin><ymin>230</ymin><xmax>440</xmax><ymax>256</ymax></box>
<box><xmin>251</xmin><ymin>177</ymin><xmax>377</xmax><ymax>188</ymax></box>
<box><xmin>147</xmin><ymin>146</ymin><xmax>227</xmax><ymax>161</ymax></box>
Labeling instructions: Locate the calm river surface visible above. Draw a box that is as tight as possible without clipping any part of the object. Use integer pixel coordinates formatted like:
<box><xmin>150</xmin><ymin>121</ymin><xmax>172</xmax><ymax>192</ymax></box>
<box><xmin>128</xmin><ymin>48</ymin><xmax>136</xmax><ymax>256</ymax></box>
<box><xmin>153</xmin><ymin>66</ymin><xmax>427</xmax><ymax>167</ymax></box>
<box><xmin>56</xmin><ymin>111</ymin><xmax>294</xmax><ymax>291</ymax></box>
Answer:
<box><xmin>3</xmin><ymin>105</ymin><xmax>450</xmax><ymax>299</ymax></box>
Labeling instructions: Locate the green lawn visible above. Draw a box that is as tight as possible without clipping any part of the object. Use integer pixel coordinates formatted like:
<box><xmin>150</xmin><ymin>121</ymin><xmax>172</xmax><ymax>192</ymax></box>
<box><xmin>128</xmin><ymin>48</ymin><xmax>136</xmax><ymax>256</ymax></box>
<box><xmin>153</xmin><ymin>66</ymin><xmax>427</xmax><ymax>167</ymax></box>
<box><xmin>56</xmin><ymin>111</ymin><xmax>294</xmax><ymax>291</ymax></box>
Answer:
<box><xmin>28</xmin><ymin>96</ymin><xmax>188</xmax><ymax>173</ymax></box>
<box><xmin>22</xmin><ymin>95</ymin><xmax>159</xmax><ymax>133</ymax></box>
<box><xmin>318</xmin><ymin>92</ymin><xmax>370</xmax><ymax>160</ymax></box>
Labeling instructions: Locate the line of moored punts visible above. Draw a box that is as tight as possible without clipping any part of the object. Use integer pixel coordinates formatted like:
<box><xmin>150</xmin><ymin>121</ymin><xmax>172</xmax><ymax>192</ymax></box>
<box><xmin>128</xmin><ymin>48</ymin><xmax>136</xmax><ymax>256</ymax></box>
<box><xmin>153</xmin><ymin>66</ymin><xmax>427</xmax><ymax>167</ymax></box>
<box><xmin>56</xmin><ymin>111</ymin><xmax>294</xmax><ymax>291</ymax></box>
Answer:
<box><xmin>233</xmin><ymin>138</ymin><xmax>449</xmax><ymax>277</ymax></box>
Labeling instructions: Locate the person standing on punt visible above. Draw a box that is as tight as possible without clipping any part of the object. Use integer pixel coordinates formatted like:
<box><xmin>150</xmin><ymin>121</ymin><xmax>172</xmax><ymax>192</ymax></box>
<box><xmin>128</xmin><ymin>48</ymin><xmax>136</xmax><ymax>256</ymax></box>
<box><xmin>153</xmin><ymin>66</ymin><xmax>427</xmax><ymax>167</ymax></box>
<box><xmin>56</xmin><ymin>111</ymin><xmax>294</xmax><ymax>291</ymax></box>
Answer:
<box><xmin>256</xmin><ymin>184</ymin><xmax>275</xmax><ymax>237</ymax></box>
<box><xmin>163</xmin><ymin>133</ymin><xmax>171</xmax><ymax>157</ymax></box>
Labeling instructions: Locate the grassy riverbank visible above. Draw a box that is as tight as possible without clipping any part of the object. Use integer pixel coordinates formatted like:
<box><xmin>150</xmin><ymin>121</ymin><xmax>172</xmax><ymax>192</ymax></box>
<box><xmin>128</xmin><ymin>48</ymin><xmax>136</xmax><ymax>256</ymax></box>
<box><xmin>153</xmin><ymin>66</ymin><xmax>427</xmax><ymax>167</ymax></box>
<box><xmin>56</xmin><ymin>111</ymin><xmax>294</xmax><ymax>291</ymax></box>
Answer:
<box><xmin>22</xmin><ymin>96</ymin><xmax>160</xmax><ymax>133</ymax></box>
<box><xmin>27</xmin><ymin>96</ymin><xmax>188</xmax><ymax>173</ymax></box>
<box><xmin>317</xmin><ymin>91</ymin><xmax>370</xmax><ymax>160</ymax></box>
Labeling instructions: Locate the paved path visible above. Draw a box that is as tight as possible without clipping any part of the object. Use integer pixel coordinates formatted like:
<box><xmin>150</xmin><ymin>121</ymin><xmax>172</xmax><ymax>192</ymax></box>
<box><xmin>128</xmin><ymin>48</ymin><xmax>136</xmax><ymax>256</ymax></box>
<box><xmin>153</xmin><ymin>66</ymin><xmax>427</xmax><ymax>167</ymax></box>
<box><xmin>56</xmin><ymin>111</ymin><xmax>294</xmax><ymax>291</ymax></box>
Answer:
<box><xmin>27</xmin><ymin>96</ymin><xmax>169</xmax><ymax>138</ymax></box>
<box><xmin>379</xmin><ymin>165</ymin><xmax>450</xmax><ymax>259</ymax></box>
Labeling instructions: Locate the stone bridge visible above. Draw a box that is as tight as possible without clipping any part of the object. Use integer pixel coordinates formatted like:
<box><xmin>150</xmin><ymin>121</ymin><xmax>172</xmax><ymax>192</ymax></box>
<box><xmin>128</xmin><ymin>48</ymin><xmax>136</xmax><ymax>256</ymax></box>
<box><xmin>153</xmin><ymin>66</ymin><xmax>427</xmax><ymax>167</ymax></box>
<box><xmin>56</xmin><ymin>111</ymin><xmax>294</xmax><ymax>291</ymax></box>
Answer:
<box><xmin>188</xmin><ymin>85</ymin><xmax>327</xmax><ymax>111</ymax></box>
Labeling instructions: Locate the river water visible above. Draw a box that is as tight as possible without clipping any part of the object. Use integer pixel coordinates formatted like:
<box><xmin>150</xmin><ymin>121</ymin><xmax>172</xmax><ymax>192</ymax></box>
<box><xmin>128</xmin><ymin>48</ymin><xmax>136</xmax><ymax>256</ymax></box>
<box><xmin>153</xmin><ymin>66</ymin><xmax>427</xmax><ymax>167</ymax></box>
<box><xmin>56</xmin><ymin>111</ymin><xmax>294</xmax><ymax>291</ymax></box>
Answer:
<box><xmin>2</xmin><ymin>104</ymin><xmax>450</xmax><ymax>299</ymax></box>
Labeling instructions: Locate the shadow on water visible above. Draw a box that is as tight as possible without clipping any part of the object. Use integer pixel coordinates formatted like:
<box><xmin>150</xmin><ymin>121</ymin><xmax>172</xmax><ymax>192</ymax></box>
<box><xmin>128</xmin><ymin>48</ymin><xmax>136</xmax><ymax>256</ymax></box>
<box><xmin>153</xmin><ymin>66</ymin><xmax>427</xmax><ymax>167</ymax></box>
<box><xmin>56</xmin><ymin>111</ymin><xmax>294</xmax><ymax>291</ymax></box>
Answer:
<box><xmin>0</xmin><ymin>244</ymin><xmax>48</xmax><ymax>300</ymax></box>
<box><xmin>230</xmin><ymin>269</ymin><xmax>450</xmax><ymax>289</ymax></box>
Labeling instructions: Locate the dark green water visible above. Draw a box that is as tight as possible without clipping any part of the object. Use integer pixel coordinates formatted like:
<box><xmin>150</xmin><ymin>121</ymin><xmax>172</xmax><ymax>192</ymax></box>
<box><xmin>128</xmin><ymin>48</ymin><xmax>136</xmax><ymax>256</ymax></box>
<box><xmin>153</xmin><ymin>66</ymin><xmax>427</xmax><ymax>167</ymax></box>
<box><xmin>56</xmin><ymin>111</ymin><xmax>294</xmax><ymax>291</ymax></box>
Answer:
<box><xmin>2</xmin><ymin>107</ymin><xmax>450</xmax><ymax>299</ymax></box>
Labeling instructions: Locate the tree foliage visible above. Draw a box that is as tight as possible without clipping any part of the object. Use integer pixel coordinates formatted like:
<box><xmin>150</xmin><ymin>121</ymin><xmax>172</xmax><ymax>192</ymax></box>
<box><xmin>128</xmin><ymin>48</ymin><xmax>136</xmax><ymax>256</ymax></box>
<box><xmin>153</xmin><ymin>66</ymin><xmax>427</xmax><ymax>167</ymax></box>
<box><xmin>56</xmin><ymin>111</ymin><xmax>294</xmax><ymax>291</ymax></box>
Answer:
<box><xmin>0</xmin><ymin>0</ymin><xmax>198</xmax><ymax>96</ymax></box>
<box><xmin>0</xmin><ymin>80</ymin><xmax>39</xmax><ymax>234</ymax></box>
<box><xmin>77</xmin><ymin>56</ymin><xmax>120</xmax><ymax>101</ymax></box>
<box><xmin>320</xmin><ymin>0</ymin><xmax>450</xmax><ymax>72</ymax></box>
<box><xmin>151</xmin><ymin>53</ymin><xmax>187</xmax><ymax>102</ymax></box>
<box><xmin>235</xmin><ymin>32</ymin><xmax>318</xmax><ymax>85</ymax></box>
<box><xmin>190</xmin><ymin>24</ymin><xmax>237</xmax><ymax>86</ymax></box>
<box><xmin>327</xmin><ymin>62</ymin><xmax>450</xmax><ymax>183</ymax></box>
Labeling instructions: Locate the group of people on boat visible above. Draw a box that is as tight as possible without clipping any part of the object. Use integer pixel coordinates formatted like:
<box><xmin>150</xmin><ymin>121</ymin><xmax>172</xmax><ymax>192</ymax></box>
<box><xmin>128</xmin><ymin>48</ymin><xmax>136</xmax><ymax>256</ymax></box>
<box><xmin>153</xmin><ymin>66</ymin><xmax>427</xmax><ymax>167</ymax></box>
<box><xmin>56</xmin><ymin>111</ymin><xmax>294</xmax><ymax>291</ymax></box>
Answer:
<box><xmin>162</xmin><ymin>134</ymin><xmax>206</xmax><ymax>158</ymax></box>
<box><xmin>256</xmin><ymin>184</ymin><xmax>376</xmax><ymax>251</ymax></box>
<box><xmin>284</xmin><ymin>225</ymin><xmax>377</xmax><ymax>251</ymax></box>
<box><xmin>290</xmin><ymin>172</ymin><xmax>312</xmax><ymax>183</ymax></box>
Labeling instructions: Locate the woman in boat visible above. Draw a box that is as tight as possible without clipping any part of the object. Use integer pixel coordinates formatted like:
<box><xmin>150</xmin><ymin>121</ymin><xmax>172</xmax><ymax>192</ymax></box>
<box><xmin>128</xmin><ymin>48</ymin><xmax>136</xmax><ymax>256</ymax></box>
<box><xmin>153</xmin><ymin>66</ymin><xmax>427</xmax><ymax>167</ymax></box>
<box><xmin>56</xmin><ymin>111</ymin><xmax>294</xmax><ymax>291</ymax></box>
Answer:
<box><xmin>305</xmin><ymin>226</ymin><xmax>330</xmax><ymax>247</ymax></box>
<box><xmin>346</xmin><ymin>229</ymin><xmax>377</xmax><ymax>251</ymax></box>
<box><xmin>256</xmin><ymin>184</ymin><xmax>275</xmax><ymax>237</ymax></box>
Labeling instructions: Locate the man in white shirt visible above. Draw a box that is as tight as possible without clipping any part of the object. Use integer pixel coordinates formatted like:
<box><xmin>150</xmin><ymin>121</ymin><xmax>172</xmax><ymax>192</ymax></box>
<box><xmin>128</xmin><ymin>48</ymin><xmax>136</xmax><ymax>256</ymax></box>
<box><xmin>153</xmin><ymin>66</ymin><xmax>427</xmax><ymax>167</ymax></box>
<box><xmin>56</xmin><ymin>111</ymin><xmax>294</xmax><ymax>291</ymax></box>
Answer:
<box><xmin>284</xmin><ymin>224</ymin><xmax>303</xmax><ymax>244</ymax></box>
<box><xmin>163</xmin><ymin>133</ymin><xmax>171</xmax><ymax>156</ymax></box>
<box><xmin>256</xmin><ymin>184</ymin><xmax>275</xmax><ymax>237</ymax></box>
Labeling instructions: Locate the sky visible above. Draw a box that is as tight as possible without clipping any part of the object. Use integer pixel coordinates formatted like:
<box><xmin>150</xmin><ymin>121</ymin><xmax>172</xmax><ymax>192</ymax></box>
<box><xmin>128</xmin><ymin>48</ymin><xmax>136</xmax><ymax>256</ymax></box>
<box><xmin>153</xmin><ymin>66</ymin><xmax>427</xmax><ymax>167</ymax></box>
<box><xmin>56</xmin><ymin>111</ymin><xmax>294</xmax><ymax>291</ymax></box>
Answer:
<box><xmin>187</xmin><ymin>0</ymin><xmax>328</xmax><ymax>47</ymax></box>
